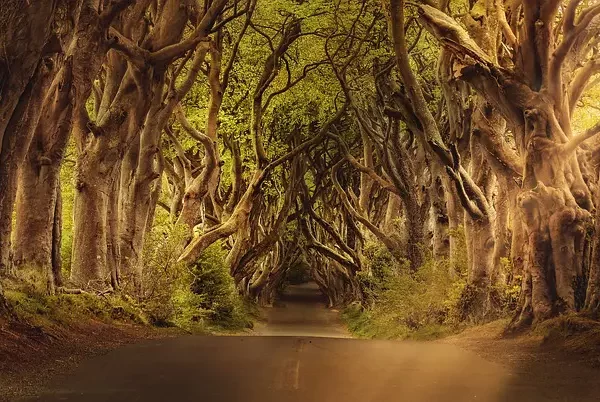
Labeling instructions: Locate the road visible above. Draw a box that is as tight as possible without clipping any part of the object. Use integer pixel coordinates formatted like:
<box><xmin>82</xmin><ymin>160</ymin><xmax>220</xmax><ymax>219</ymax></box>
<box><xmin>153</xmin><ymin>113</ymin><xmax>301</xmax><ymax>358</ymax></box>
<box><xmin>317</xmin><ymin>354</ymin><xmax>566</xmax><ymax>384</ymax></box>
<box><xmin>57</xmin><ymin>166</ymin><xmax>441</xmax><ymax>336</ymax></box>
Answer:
<box><xmin>24</xmin><ymin>283</ymin><xmax>600</xmax><ymax>402</ymax></box>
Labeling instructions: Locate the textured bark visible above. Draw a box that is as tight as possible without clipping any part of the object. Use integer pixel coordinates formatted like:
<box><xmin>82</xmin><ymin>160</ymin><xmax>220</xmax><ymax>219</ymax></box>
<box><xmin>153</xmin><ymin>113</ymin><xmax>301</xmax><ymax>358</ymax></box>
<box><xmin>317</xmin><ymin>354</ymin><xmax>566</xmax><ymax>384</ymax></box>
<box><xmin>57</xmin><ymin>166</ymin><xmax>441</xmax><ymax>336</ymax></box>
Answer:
<box><xmin>415</xmin><ymin>2</ymin><xmax>600</xmax><ymax>325</ymax></box>
<box><xmin>51</xmin><ymin>183</ymin><xmax>63</xmax><ymax>287</ymax></box>
<box><xmin>179</xmin><ymin>17</ymin><xmax>306</xmax><ymax>265</ymax></box>
<box><xmin>232</xmin><ymin>159</ymin><xmax>301</xmax><ymax>284</ymax></box>
<box><xmin>176</xmin><ymin>106</ymin><xmax>218</xmax><ymax>232</ymax></box>
<box><xmin>0</xmin><ymin>61</ymin><xmax>52</xmax><ymax>274</ymax></box>
<box><xmin>13</xmin><ymin>60</ymin><xmax>73</xmax><ymax>292</ymax></box>
<box><xmin>442</xmin><ymin>174</ymin><xmax>464</xmax><ymax>273</ymax></box>
<box><xmin>358</xmin><ymin>129</ymin><xmax>375</xmax><ymax>213</ymax></box>
<box><xmin>117</xmin><ymin>0</ymin><xmax>199</xmax><ymax>289</ymax></box>
<box><xmin>204</xmin><ymin>41</ymin><xmax>224</xmax><ymax>220</ymax></box>
<box><xmin>586</xmin><ymin>209</ymin><xmax>600</xmax><ymax>312</ymax></box>
<box><xmin>107</xmin><ymin>170</ymin><xmax>122</xmax><ymax>289</ymax></box>
<box><xmin>71</xmin><ymin>166</ymin><xmax>113</xmax><ymax>285</ymax></box>
<box><xmin>0</xmin><ymin>0</ymin><xmax>57</xmax><ymax>143</ymax></box>
<box><xmin>431</xmin><ymin>174</ymin><xmax>449</xmax><ymax>258</ymax></box>
<box><xmin>404</xmin><ymin>197</ymin><xmax>427</xmax><ymax>270</ymax></box>
<box><xmin>116</xmin><ymin>1</ymin><xmax>226</xmax><ymax>291</ymax></box>
<box><xmin>72</xmin><ymin>0</ymin><xmax>227</xmax><ymax>287</ymax></box>
<box><xmin>57</xmin><ymin>0</ymin><xmax>138</xmax><ymax>287</ymax></box>
<box><xmin>13</xmin><ymin>150</ymin><xmax>62</xmax><ymax>286</ymax></box>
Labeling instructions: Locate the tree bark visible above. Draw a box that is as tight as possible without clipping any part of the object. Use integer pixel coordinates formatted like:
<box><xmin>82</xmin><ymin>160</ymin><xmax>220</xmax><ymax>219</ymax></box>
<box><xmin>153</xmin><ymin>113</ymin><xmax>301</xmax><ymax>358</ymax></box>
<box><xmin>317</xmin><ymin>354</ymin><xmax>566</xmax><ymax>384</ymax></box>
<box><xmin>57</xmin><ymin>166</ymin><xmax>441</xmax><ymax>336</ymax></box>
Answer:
<box><xmin>52</xmin><ymin>182</ymin><xmax>63</xmax><ymax>287</ymax></box>
<box><xmin>13</xmin><ymin>146</ymin><xmax>63</xmax><ymax>291</ymax></box>
<box><xmin>12</xmin><ymin>60</ymin><xmax>73</xmax><ymax>293</ymax></box>
<box><xmin>0</xmin><ymin>61</ymin><xmax>51</xmax><ymax>274</ymax></box>
<box><xmin>0</xmin><ymin>0</ymin><xmax>57</xmax><ymax>144</ymax></box>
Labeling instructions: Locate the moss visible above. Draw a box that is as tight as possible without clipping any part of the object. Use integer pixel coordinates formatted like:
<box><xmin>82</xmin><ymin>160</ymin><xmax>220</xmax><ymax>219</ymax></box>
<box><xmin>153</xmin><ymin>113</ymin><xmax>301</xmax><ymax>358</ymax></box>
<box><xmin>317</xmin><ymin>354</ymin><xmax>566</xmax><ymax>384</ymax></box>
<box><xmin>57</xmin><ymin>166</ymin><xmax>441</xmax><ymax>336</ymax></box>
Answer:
<box><xmin>6</xmin><ymin>290</ymin><xmax>50</xmax><ymax>319</ymax></box>
<box><xmin>535</xmin><ymin>315</ymin><xmax>600</xmax><ymax>350</ymax></box>
<box><xmin>3</xmin><ymin>281</ymin><xmax>151</xmax><ymax>329</ymax></box>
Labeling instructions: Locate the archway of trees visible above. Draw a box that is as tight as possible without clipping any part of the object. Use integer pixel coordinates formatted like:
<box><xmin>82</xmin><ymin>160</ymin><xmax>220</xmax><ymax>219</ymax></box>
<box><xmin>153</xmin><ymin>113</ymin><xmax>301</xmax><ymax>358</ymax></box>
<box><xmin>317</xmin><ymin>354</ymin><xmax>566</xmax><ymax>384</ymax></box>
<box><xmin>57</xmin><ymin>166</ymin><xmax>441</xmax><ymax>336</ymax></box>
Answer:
<box><xmin>2</xmin><ymin>0</ymin><xmax>600</xmax><ymax>330</ymax></box>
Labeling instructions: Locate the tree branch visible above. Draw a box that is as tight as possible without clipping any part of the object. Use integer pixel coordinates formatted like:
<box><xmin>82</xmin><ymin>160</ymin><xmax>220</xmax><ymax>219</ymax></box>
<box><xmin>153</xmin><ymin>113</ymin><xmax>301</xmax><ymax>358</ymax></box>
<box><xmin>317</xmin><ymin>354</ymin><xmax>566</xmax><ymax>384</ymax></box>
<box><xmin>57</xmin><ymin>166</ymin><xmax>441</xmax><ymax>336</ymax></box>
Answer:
<box><xmin>563</xmin><ymin>121</ymin><xmax>600</xmax><ymax>155</ymax></box>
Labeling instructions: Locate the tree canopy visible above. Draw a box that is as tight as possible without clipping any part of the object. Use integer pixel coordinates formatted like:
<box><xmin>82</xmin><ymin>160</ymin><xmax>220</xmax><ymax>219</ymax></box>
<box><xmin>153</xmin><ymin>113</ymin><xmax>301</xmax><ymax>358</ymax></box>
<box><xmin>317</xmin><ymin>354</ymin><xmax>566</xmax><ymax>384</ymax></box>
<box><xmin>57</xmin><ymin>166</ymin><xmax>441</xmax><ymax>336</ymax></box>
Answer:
<box><xmin>1</xmin><ymin>0</ymin><xmax>600</xmax><ymax>331</ymax></box>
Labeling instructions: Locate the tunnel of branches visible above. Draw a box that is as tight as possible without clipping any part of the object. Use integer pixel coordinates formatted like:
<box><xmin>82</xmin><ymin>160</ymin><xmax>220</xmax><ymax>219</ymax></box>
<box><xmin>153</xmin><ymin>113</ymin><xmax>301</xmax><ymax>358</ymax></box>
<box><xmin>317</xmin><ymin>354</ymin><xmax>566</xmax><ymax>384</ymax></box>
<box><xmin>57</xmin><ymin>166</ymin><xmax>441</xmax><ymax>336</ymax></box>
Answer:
<box><xmin>2</xmin><ymin>0</ymin><xmax>600</xmax><ymax>329</ymax></box>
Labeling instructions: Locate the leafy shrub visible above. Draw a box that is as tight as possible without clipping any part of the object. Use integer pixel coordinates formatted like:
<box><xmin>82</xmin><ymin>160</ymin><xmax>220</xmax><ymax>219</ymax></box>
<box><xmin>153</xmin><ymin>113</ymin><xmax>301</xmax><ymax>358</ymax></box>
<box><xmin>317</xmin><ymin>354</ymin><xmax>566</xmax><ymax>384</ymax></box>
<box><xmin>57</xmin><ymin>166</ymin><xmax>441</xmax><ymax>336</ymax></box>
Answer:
<box><xmin>344</xmin><ymin>230</ymin><xmax>469</xmax><ymax>340</ymax></box>
<box><xmin>190</xmin><ymin>243</ymin><xmax>251</xmax><ymax>329</ymax></box>
<box><xmin>141</xmin><ymin>222</ymin><xmax>197</xmax><ymax>327</ymax></box>
<box><xmin>142</xmin><ymin>222</ymin><xmax>251</xmax><ymax>331</ymax></box>
<box><xmin>362</xmin><ymin>241</ymin><xmax>398</xmax><ymax>283</ymax></box>
<box><xmin>489</xmin><ymin>258</ymin><xmax>522</xmax><ymax>315</ymax></box>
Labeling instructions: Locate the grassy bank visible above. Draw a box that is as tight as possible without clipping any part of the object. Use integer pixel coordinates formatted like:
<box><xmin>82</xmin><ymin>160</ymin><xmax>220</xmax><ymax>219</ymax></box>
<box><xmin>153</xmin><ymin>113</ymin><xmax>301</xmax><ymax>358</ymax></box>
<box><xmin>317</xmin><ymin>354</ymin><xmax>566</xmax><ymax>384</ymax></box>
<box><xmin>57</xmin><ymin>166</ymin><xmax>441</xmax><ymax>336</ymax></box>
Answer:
<box><xmin>342</xmin><ymin>237</ymin><xmax>520</xmax><ymax>341</ymax></box>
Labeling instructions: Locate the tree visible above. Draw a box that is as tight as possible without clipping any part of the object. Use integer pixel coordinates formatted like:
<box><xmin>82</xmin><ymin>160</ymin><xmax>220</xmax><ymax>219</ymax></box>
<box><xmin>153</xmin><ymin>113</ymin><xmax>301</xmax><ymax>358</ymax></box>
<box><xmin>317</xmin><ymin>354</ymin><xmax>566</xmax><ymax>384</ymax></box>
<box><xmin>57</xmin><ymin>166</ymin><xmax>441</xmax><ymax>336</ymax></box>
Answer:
<box><xmin>388</xmin><ymin>0</ymin><xmax>600</xmax><ymax>326</ymax></box>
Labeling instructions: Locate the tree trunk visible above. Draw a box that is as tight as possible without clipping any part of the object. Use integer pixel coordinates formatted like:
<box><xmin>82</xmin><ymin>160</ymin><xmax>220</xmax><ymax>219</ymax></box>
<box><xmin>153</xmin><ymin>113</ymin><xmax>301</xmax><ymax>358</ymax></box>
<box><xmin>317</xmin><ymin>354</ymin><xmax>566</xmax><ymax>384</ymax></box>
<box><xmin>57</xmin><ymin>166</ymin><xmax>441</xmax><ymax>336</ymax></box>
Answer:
<box><xmin>58</xmin><ymin>0</ymin><xmax>138</xmax><ymax>288</ymax></box>
<box><xmin>492</xmin><ymin>180</ymin><xmax>510</xmax><ymax>284</ymax></box>
<box><xmin>431</xmin><ymin>175</ymin><xmax>449</xmax><ymax>258</ymax></box>
<box><xmin>441</xmin><ymin>175</ymin><xmax>464</xmax><ymax>273</ymax></box>
<box><xmin>13</xmin><ymin>150</ymin><xmax>62</xmax><ymax>292</ymax></box>
<box><xmin>118</xmin><ymin>133</ymin><xmax>142</xmax><ymax>287</ymax></box>
<box><xmin>0</xmin><ymin>61</ymin><xmax>53</xmax><ymax>274</ymax></box>
<box><xmin>71</xmin><ymin>157</ymin><xmax>113</xmax><ymax>286</ymax></box>
<box><xmin>51</xmin><ymin>183</ymin><xmax>63</xmax><ymax>287</ymax></box>
<box><xmin>107</xmin><ymin>167</ymin><xmax>122</xmax><ymax>289</ymax></box>
<box><xmin>0</xmin><ymin>0</ymin><xmax>57</xmax><ymax>143</ymax></box>
<box><xmin>511</xmin><ymin>107</ymin><xmax>592</xmax><ymax>327</ymax></box>
<box><xmin>405</xmin><ymin>198</ymin><xmax>426</xmax><ymax>270</ymax></box>
<box><xmin>12</xmin><ymin>65</ymin><xmax>72</xmax><ymax>292</ymax></box>
<box><xmin>586</xmin><ymin>217</ymin><xmax>600</xmax><ymax>312</ymax></box>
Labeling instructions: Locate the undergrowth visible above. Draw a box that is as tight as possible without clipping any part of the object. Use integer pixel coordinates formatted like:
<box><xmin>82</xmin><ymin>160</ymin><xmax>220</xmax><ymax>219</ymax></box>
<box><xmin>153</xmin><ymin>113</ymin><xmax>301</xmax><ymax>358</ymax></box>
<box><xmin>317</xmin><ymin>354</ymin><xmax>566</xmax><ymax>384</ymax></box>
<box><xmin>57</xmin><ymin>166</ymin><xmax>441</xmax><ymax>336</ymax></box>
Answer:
<box><xmin>344</xmin><ymin>252</ymin><xmax>462</xmax><ymax>340</ymax></box>
<box><xmin>344</xmin><ymin>228</ymin><xmax>520</xmax><ymax>340</ymax></box>
<box><xmin>2</xmin><ymin>223</ymin><xmax>255</xmax><ymax>334</ymax></box>
<box><xmin>3</xmin><ymin>273</ymin><xmax>148</xmax><ymax>328</ymax></box>
<box><xmin>142</xmin><ymin>222</ymin><xmax>254</xmax><ymax>332</ymax></box>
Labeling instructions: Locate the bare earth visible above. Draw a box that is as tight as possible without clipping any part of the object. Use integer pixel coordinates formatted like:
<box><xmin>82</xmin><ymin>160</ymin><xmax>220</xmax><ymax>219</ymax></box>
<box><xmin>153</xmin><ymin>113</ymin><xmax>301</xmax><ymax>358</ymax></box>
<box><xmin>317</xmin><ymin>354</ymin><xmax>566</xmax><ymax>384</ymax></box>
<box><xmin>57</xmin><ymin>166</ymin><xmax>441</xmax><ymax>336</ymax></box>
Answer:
<box><xmin>5</xmin><ymin>283</ymin><xmax>600</xmax><ymax>401</ymax></box>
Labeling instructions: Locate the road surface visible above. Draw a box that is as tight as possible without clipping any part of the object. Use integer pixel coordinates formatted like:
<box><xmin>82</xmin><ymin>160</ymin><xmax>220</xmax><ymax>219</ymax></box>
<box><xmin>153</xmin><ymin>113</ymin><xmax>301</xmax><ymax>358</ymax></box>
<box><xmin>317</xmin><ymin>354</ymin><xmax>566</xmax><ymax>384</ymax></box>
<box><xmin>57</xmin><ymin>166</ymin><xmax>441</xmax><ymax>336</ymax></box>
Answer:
<box><xmin>23</xmin><ymin>283</ymin><xmax>600</xmax><ymax>401</ymax></box>
<box><xmin>253</xmin><ymin>282</ymin><xmax>350</xmax><ymax>338</ymax></box>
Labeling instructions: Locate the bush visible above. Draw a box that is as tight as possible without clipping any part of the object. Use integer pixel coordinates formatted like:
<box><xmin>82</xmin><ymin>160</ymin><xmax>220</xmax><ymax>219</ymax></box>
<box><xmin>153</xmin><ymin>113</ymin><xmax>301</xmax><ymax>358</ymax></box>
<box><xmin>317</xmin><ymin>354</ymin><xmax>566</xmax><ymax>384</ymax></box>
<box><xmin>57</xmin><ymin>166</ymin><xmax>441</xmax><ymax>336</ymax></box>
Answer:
<box><xmin>190</xmin><ymin>243</ymin><xmax>251</xmax><ymax>329</ymax></box>
<box><xmin>141</xmin><ymin>223</ymin><xmax>197</xmax><ymax>327</ymax></box>
<box><xmin>141</xmin><ymin>223</ymin><xmax>252</xmax><ymax>331</ymax></box>
<box><xmin>344</xmin><ymin>232</ymin><xmax>469</xmax><ymax>340</ymax></box>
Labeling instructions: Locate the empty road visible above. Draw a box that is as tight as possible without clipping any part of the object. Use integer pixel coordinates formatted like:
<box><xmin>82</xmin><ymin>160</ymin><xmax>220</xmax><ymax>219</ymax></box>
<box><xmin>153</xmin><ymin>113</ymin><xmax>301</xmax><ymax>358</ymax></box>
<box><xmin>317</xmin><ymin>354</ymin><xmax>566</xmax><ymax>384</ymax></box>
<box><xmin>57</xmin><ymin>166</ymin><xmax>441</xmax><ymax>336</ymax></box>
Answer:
<box><xmin>24</xmin><ymin>283</ymin><xmax>600</xmax><ymax>402</ymax></box>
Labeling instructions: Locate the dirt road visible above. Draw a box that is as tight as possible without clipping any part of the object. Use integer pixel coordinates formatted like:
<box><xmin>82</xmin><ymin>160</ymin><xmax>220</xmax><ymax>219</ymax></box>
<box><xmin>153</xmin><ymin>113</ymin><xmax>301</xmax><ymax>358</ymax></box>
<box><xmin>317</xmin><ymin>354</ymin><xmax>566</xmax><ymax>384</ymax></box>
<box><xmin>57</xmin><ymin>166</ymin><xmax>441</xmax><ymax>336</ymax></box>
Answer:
<box><xmin>21</xmin><ymin>283</ymin><xmax>600</xmax><ymax>401</ymax></box>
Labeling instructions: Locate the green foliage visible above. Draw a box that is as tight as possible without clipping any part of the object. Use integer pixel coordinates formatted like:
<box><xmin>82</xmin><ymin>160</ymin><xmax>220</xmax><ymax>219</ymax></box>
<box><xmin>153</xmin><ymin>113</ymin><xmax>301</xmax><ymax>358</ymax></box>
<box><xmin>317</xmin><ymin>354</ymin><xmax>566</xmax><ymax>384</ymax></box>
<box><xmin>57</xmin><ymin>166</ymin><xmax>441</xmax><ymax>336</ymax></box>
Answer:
<box><xmin>4</xmin><ymin>278</ymin><xmax>147</xmax><ymax>327</ymax></box>
<box><xmin>59</xmin><ymin>143</ymin><xmax>76</xmax><ymax>277</ymax></box>
<box><xmin>344</xmin><ymin>230</ymin><xmax>470</xmax><ymax>340</ymax></box>
<box><xmin>141</xmin><ymin>222</ymin><xmax>198</xmax><ymax>328</ymax></box>
<box><xmin>141</xmin><ymin>222</ymin><xmax>252</xmax><ymax>332</ymax></box>
<box><xmin>190</xmin><ymin>243</ymin><xmax>253</xmax><ymax>330</ymax></box>
<box><xmin>490</xmin><ymin>258</ymin><xmax>522</xmax><ymax>314</ymax></box>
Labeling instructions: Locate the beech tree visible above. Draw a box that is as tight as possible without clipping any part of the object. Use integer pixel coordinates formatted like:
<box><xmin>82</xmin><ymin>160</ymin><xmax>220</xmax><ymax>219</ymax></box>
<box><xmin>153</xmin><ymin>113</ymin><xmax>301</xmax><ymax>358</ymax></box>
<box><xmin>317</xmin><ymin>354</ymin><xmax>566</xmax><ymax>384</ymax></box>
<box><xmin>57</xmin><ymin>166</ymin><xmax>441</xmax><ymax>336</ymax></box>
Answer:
<box><xmin>2</xmin><ymin>0</ymin><xmax>600</xmax><ymax>334</ymax></box>
<box><xmin>384</xmin><ymin>0</ymin><xmax>600</xmax><ymax>326</ymax></box>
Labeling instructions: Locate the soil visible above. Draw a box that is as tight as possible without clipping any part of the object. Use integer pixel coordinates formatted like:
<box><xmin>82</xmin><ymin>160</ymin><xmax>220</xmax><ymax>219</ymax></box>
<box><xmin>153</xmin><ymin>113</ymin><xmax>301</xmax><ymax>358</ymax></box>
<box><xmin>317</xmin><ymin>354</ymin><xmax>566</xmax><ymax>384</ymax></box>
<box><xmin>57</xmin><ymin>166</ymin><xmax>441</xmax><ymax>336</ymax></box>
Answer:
<box><xmin>443</xmin><ymin>318</ymin><xmax>600</xmax><ymax>368</ymax></box>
